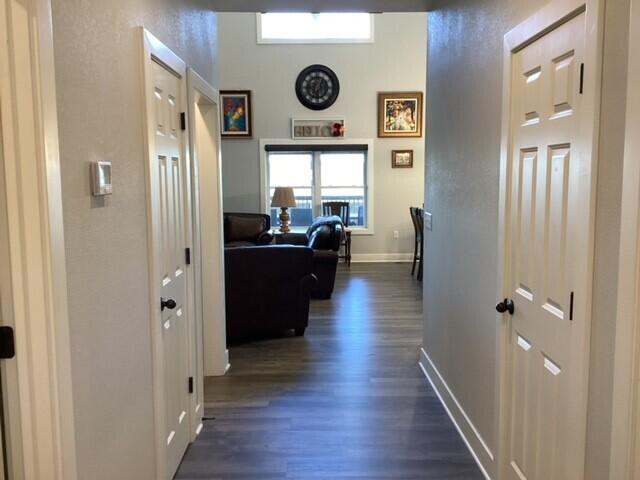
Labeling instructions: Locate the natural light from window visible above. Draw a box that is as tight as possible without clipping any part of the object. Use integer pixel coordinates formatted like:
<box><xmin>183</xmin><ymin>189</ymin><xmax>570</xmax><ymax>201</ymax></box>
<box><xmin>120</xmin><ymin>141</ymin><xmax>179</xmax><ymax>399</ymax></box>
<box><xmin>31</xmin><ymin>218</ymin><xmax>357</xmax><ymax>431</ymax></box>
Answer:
<box><xmin>258</xmin><ymin>13</ymin><xmax>373</xmax><ymax>43</ymax></box>
<box><xmin>267</xmin><ymin>151</ymin><xmax>368</xmax><ymax>228</ymax></box>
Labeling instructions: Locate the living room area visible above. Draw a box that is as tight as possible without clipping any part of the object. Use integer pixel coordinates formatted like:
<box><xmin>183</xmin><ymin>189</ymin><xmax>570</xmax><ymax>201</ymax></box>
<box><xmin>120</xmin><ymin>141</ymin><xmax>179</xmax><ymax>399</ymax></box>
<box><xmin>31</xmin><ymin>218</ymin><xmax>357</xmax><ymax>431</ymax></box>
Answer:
<box><xmin>175</xmin><ymin>11</ymin><xmax>480</xmax><ymax>478</ymax></box>
<box><xmin>218</xmin><ymin>11</ymin><xmax>428</xmax><ymax>339</ymax></box>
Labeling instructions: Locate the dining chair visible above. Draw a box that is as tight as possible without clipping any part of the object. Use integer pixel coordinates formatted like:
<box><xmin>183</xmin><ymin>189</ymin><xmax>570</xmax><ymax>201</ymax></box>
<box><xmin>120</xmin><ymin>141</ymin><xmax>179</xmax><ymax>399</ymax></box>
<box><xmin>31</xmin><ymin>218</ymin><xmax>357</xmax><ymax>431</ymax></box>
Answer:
<box><xmin>409</xmin><ymin>207</ymin><xmax>422</xmax><ymax>276</ymax></box>
<box><xmin>322</xmin><ymin>201</ymin><xmax>352</xmax><ymax>266</ymax></box>
<box><xmin>416</xmin><ymin>207</ymin><xmax>424</xmax><ymax>281</ymax></box>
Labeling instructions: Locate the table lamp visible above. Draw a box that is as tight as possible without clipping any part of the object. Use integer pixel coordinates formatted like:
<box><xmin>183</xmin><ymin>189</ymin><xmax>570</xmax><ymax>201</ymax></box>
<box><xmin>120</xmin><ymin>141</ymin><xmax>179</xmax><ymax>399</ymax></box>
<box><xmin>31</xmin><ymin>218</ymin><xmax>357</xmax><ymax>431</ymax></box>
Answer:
<box><xmin>271</xmin><ymin>187</ymin><xmax>297</xmax><ymax>233</ymax></box>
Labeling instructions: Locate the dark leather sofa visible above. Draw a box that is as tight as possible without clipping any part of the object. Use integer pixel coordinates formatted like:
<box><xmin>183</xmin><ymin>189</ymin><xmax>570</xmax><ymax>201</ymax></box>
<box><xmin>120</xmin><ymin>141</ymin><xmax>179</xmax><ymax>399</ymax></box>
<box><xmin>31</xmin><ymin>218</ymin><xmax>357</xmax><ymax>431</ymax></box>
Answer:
<box><xmin>224</xmin><ymin>212</ymin><xmax>273</xmax><ymax>247</ymax></box>
<box><xmin>276</xmin><ymin>216</ymin><xmax>344</xmax><ymax>299</ymax></box>
<box><xmin>224</xmin><ymin>245</ymin><xmax>317</xmax><ymax>342</ymax></box>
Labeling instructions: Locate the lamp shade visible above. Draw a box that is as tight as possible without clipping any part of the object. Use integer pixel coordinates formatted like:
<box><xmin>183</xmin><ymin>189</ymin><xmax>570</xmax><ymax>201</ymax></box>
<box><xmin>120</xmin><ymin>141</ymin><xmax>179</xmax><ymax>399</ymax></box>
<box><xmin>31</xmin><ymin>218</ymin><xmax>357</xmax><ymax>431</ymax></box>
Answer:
<box><xmin>271</xmin><ymin>187</ymin><xmax>297</xmax><ymax>208</ymax></box>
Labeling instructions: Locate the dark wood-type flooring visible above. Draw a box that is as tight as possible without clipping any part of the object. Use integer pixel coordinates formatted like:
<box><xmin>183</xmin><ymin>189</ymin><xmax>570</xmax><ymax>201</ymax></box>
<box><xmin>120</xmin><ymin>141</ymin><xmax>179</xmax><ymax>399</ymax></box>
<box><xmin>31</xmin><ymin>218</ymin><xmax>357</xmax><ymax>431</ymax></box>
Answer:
<box><xmin>176</xmin><ymin>263</ymin><xmax>483</xmax><ymax>479</ymax></box>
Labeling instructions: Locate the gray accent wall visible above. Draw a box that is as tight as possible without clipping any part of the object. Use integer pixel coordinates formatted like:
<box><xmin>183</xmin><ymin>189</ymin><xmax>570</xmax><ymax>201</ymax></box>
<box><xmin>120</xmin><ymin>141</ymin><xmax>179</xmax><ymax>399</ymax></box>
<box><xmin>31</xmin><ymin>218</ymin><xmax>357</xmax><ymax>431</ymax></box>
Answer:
<box><xmin>51</xmin><ymin>1</ymin><xmax>218</xmax><ymax>478</ymax></box>
<box><xmin>424</xmin><ymin>0</ymin><xmax>631</xmax><ymax>477</ymax></box>
<box><xmin>424</xmin><ymin>0</ymin><xmax>542</xmax><ymax>462</ymax></box>
<box><xmin>218</xmin><ymin>13</ymin><xmax>427</xmax><ymax>257</ymax></box>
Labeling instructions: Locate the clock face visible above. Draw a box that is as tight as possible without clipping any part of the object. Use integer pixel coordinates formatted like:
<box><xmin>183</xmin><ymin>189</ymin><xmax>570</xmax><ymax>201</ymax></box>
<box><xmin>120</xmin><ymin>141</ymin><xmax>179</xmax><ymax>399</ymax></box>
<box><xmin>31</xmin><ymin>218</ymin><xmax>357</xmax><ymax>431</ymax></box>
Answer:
<box><xmin>295</xmin><ymin>65</ymin><xmax>340</xmax><ymax>111</ymax></box>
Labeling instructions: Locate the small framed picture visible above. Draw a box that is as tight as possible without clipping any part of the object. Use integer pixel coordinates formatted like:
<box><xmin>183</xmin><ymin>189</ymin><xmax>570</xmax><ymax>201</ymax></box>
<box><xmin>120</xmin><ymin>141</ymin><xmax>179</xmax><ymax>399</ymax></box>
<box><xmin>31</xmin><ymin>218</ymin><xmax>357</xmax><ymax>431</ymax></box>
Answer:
<box><xmin>220</xmin><ymin>90</ymin><xmax>252</xmax><ymax>138</ymax></box>
<box><xmin>378</xmin><ymin>92</ymin><xmax>423</xmax><ymax>138</ymax></box>
<box><xmin>392</xmin><ymin>150</ymin><xmax>414</xmax><ymax>168</ymax></box>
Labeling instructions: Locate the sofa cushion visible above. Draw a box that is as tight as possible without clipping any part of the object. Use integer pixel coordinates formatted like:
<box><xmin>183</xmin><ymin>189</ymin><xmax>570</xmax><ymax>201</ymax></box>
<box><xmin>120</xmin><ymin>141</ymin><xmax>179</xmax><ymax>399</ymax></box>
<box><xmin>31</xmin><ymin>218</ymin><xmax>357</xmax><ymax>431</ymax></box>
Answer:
<box><xmin>225</xmin><ymin>240</ymin><xmax>256</xmax><ymax>248</ymax></box>
<box><xmin>226</xmin><ymin>215</ymin><xmax>268</xmax><ymax>242</ymax></box>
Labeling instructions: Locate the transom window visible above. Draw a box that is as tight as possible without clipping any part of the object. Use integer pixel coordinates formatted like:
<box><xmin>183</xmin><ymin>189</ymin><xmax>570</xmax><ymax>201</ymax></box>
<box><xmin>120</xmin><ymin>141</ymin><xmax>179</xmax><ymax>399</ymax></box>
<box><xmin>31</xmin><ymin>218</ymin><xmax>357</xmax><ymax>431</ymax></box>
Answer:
<box><xmin>266</xmin><ymin>145</ymin><xmax>369</xmax><ymax>229</ymax></box>
<box><xmin>257</xmin><ymin>13</ymin><xmax>374</xmax><ymax>44</ymax></box>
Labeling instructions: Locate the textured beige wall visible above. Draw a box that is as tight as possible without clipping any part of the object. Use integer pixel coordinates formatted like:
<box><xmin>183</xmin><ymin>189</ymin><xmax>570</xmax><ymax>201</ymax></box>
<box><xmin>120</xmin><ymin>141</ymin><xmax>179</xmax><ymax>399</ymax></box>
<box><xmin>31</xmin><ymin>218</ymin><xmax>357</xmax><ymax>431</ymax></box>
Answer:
<box><xmin>51</xmin><ymin>1</ymin><xmax>217</xmax><ymax>478</ymax></box>
<box><xmin>424</xmin><ymin>0</ymin><xmax>631</xmax><ymax>477</ymax></box>
<box><xmin>218</xmin><ymin>13</ymin><xmax>426</xmax><ymax>257</ymax></box>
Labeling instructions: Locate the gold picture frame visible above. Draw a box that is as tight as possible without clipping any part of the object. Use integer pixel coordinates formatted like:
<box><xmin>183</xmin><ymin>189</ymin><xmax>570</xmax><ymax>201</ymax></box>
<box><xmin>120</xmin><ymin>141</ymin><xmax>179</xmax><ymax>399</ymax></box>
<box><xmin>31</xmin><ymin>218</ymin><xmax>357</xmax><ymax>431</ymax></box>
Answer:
<box><xmin>391</xmin><ymin>150</ymin><xmax>414</xmax><ymax>168</ymax></box>
<box><xmin>378</xmin><ymin>92</ymin><xmax>423</xmax><ymax>138</ymax></box>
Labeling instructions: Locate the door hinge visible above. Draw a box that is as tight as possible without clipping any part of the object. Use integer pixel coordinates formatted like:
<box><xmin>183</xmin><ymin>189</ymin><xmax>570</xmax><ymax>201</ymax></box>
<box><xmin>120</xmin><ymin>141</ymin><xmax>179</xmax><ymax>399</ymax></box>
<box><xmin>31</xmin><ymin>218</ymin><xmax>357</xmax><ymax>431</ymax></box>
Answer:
<box><xmin>0</xmin><ymin>326</ymin><xmax>15</xmax><ymax>359</ymax></box>
<box><xmin>180</xmin><ymin>112</ymin><xmax>186</xmax><ymax>131</ymax></box>
<box><xmin>579</xmin><ymin>63</ymin><xmax>585</xmax><ymax>94</ymax></box>
<box><xmin>185</xmin><ymin>247</ymin><xmax>191</xmax><ymax>265</ymax></box>
<box><xmin>569</xmin><ymin>291</ymin><xmax>575</xmax><ymax>321</ymax></box>
<box><xmin>188</xmin><ymin>376</ymin><xmax>194</xmax><ymax>394</ymax></box>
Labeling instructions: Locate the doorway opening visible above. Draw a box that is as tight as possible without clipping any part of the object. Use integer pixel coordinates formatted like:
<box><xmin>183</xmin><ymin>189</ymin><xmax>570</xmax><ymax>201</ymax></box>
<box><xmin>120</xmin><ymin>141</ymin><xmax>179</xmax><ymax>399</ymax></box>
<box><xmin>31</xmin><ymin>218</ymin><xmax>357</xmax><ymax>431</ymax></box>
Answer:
<box><xmin>176</xmin><ymin>10</ymin><xmax>443</xmax><ymax>479</ymax></box>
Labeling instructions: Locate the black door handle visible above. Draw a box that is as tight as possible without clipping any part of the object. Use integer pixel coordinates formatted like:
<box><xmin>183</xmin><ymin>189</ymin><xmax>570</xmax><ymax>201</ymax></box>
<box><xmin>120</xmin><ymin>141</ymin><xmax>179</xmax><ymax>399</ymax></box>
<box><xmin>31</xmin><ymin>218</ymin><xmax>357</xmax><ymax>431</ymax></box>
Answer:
<box><xmin>496</xmin><ymin>298</ymin><xmax>514</xmax><ymax>315</ymax></box>
<box><xmin>161</xmin><ymin>297</ymin><xmax>177</xmax><ymax>311</ymax></box>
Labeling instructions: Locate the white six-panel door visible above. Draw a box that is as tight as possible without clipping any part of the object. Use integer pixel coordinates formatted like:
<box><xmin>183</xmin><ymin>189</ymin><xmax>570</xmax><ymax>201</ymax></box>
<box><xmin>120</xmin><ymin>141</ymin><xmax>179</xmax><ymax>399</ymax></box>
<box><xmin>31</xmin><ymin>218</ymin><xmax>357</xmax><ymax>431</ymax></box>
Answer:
<box><xmin>151</xmin><ymin>58</ymin><xmax>191</xmax><ymax>479</ymax></box>
<box><xmin>505</xmin><ymin>10</ymin><xmax>592</xmax><ymax>480</ymax></box>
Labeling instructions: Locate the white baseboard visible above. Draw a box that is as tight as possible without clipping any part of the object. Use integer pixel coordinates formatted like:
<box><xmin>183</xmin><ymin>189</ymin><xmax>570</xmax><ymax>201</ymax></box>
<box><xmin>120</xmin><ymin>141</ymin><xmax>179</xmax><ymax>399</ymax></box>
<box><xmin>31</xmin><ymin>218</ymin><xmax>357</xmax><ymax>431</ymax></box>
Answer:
<box><xmin>419</xmin><ymin>347</ymin><xmax>494</xmax><ymax>480</ymax></box>
<box><xmin>350</xmin><ymin>253</ymin><xmax>413</xmax><ymax>263</ymax></box>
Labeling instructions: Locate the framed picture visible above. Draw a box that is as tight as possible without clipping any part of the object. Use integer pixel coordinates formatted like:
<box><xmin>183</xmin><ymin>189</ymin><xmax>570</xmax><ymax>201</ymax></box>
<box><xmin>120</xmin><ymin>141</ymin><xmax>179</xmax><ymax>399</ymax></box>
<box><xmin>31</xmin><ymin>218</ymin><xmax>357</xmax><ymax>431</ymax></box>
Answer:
<box><xmin>391</xmin><ymin>150</ymin><xmax>414</xmax><ymax>168</ymax></box>
<box><xmin>378</xmin><ymin>92</ymin><xmax>423</xmax><ymax>138</ymax></box>
<box><xmin>220</xmin><ymin>90</ymin><xmax>252</xmax><ymax>138</ymax></box>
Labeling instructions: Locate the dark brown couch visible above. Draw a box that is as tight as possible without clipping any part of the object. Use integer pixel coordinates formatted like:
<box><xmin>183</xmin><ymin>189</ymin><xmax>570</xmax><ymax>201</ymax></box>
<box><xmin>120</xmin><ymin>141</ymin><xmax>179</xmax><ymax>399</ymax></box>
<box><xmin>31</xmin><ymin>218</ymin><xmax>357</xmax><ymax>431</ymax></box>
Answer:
<box><xmin>224</xmin><ymin>245</ymin><xmax>317</xmax><ymax>342</ymax></box>
<box><xmin>276</xmin><ymin>216</ymin><xmax>344</xmax><ymax>299</ymax></box>
<box><xmin>224</xmin><ymin>212</ymin><xmax>273</xmax><ymax>247</ymax></box>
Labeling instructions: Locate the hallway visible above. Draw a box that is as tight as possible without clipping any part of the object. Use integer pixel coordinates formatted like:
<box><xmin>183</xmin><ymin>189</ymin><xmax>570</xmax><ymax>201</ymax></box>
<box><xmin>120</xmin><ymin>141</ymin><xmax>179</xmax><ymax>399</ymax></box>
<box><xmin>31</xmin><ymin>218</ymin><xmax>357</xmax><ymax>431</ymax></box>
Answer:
<box><xmin>176</xmin><ymin>263</ymin><xmax>482</xmax><ymax>479</ymax></box>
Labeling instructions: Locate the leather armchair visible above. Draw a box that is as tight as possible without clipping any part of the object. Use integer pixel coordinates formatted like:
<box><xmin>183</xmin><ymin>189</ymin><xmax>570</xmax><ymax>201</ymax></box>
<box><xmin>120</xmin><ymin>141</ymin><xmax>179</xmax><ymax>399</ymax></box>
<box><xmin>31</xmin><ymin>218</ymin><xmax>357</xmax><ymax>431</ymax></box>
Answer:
<box><xmin>276</xmin><ymin>215</ymin><xmax>344</xmax><ymax>299</ymax></box>
<box><xmin>224</xmin><ymin>245</ymin><xmax>317</xmax><ymax>342</ymax></box>
<box><xmin>224</xmin><ymin>212</ymin><xmax>273</xmax><ymax>247</ymax></box>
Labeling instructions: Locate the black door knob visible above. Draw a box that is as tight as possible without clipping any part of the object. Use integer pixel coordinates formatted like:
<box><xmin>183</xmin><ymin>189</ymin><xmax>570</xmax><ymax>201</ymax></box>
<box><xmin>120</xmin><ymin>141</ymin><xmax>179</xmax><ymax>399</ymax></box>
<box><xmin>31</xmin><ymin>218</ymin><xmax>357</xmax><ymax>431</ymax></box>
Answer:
<box><xmin>496</xmin><ymin>298</ymin><xmax>514</xmax><ymax>315</ymax></box>
<box><xmin>161</xmin><ymin>297</ymin><xmax>177</xmax><ymax>311</ymax></box>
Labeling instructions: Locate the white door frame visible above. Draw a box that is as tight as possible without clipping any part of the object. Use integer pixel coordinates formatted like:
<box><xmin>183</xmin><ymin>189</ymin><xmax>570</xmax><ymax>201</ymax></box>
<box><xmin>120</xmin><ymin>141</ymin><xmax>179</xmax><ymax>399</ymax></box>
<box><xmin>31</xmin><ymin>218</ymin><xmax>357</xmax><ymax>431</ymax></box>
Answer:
<box><xmin>609</xmin><ymin>1</ymin><xmax>640</xmax><ymax>478</ymax></box>
<box><xmin>186</xmin><ymin>69</ymin><xmax>229</xmax><ymax>379</ymax></box>
<box><xmin>0</xmin><ymin>0</ymin><xmax>77</xmax><ymax>478</ymax></box>
<box><xmin>495</xmin><ymin>0</ymin><xmax>604</xmax><ymax>477</ymax></box>
<box><xmin>140</xmin><ymin>28</ymin><xmax>199</xmax><ymax>478</ymax></box>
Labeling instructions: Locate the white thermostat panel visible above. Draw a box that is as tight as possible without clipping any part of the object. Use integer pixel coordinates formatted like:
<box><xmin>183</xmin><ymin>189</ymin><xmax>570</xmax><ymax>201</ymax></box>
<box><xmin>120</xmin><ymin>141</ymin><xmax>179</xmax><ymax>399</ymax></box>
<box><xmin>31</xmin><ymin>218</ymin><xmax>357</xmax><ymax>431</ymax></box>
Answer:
<box><xmin>91</xmin><ymin>161</ymin><xmax>112</xmax><ymax>196</ymax></box>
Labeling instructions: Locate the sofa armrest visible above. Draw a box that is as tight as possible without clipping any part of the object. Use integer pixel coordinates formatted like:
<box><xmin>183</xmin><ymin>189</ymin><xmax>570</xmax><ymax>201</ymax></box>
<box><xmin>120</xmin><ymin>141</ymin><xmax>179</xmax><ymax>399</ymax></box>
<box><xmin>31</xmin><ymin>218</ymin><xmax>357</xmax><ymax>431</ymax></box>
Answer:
<box><xmin>256</xmin><ymin>230</ymin><xmax>274</xmax><ymax>245</ymax></box>
<box><xmin>300</xmin><ymin>273</ymin><xmax>318</xmax><ymax>295</ymax></box>
<box><xmin>276</xmin><ymin>232</ymin><xmax>308</xmax><ymax>246</ymax></box>
<box><xmin>313</xmin><ymin>249</ymin><xmax>339</xmax><ymax>265</ymax></box>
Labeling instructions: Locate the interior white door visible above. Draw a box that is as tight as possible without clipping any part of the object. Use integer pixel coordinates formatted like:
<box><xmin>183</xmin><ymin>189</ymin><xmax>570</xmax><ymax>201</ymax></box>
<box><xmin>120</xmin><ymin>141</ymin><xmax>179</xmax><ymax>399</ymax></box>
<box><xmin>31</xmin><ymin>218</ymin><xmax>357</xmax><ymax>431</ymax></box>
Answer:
<box><xmin>505</xmin><ymin>11</ymin><xmax>592</xmax><ymax>480</ymax></box>
<box><xmin>152</xmin><ymin>59</ymin><xmax>191</xmax><ymax>478</ymax></box>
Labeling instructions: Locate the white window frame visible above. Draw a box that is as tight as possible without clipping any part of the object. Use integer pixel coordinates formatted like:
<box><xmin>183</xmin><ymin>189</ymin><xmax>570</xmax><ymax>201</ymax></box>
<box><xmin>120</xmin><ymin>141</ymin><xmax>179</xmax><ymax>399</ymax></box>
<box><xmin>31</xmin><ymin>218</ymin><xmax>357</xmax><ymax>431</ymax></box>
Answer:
<box><xmin>259</xmin><ymin>138</ymin><xmax>374</xmax><ymax>235</ymax></box>
<box><xmin>256</xmin><ymin>13</ymin><xmax>375</xmax><ymax>44</ymax></box>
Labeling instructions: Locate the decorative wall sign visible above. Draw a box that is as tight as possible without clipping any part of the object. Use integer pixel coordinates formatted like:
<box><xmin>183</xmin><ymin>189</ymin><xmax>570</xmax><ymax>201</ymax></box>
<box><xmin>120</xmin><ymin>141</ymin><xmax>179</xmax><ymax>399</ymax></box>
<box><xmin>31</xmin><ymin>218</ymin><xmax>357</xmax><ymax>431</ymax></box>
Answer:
<box><xmin>220</xmin><ymin>90</ymin><xmax>252</xmax><ymax>138</ymax></box>
<box><xmin>378</xmin><ymin>92</ymin><xmax>423</xmax><ymax>138</ymax></box>
<box><xmin>391</xmin><ymin>150</ymin><xmax>414</xmax><ymax>168</ymax></box>
<box><xmin>295</xmin><ymin>65</ymin><xmax>340</xmax><ymax>111</ymax></box>
<box><xmin>292</xmin><ymin>118</ymin><xmax>345</xmax><ymax>139</ymax></box>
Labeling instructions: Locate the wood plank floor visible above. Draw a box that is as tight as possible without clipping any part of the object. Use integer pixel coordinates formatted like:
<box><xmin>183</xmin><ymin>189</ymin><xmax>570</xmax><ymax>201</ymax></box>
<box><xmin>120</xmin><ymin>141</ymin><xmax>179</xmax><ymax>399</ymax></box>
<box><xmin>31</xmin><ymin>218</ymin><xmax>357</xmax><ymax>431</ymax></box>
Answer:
<box><xmin>176</xmin><ymin>263</ymin><xmax>483</xmax><ymax>479</ymax></box>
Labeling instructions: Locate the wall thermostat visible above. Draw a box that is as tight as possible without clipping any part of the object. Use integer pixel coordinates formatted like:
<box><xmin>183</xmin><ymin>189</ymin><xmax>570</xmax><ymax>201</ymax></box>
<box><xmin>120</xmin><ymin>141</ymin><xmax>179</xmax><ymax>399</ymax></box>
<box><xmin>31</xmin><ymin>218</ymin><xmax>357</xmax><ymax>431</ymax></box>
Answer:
<box><xmin>91</xmin><ymin>161</ymin><xmax>112</xmax><ymax>196</ymax></box>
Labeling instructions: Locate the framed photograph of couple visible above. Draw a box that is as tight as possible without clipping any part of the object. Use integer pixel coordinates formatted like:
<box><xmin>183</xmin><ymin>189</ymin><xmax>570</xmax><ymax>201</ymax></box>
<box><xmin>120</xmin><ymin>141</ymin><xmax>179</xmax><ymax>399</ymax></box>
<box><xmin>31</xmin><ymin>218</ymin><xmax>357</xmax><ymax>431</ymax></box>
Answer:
<box><xmin>378</xmin><ymin>92</ymin><xmax>423</xmax><ymax>138</ymax></box>
<box><xmin>220</xmin><ymin>90</ymin><xmax>252</xmax><ymax>138</ymax></box>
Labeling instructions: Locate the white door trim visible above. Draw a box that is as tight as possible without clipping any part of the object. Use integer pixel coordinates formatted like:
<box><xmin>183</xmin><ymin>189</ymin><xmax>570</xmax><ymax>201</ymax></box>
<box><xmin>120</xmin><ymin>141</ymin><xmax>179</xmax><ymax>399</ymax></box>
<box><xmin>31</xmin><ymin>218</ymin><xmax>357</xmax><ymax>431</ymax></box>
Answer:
<box><xmin>609</xmin><ymin>1</ymin><xmax>640</xmax><ymax>477</ymax></box>
<box><xmin>186</xmin><ymin>69</ymin><xmax>229</xmax><ymax>379</ymax></box>
<box><xmin>0</xmin><ymin>0</ymin><xmax>77</xmax><ymax>478</ymax></box>
<box><xmin>496</xmin><ymin>0</ymin><xmax>603</xmax><ymax>477</ymax></box>
<box><xmin>140</xmin><ymin>27</ymin><xmax>190</xmax><ymax>479</ymax></box>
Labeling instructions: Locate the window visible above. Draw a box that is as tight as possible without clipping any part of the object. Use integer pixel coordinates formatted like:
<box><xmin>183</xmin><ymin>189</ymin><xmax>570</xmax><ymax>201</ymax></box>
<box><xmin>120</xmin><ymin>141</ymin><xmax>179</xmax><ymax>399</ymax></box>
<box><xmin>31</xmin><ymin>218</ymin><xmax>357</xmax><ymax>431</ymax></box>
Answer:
<box><xmin>266</xmin><ymin>145</ymin><xmax>370</xmax><ymax>230</ymax></box>
<box><xmin>257</xmin><ymin>13</ymin><xmax>374</xmax><ymax>44</ymax></box>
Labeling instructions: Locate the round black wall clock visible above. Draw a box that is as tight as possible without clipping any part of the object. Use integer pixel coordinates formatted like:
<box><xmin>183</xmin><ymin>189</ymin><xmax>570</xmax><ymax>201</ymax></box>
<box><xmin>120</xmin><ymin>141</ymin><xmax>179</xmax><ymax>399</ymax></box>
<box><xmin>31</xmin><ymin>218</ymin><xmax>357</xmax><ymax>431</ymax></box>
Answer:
<box><xmin>295</xmin><ymin>64</ymin><xmax>340</xmax><ymax>111</ymax></box>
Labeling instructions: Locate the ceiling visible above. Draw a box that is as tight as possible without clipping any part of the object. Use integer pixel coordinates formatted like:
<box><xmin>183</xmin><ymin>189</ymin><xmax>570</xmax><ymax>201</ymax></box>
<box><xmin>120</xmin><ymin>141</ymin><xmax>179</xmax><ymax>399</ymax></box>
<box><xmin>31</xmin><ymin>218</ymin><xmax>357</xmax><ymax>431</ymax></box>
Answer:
<box><xmin>210</xmin><ymin>0</ymin><xmax>433</xmax><ymax>12</ymax></box>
